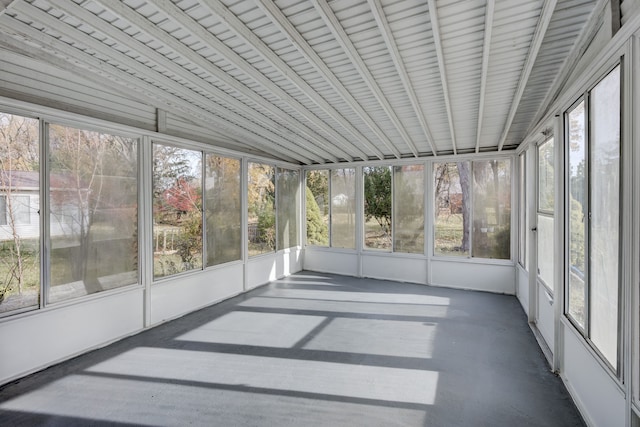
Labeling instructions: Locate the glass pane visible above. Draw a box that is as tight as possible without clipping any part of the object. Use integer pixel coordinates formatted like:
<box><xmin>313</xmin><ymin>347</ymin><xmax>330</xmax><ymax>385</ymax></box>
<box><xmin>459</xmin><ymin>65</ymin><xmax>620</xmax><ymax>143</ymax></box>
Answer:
<box><xmin>330</xmin><ymin>168</ymin><xmax>355</xmax><ymax>249</ymax></box>
<box><xmin>434</xmin><ymin>162</ymin><xmax>469</xmax><ymax>257</ymax></box>
<box><xmin>277</xmin><ymin>168</ymin><xmax>299</xmax><ymax>250</ymax></box>
<box><xmin>537</xmin><ymin>215</ymin><xmax>554</xmax><ymax>289</ymax></box>
<box><xmin>589</xmin><ymin>66</ymin><xmax>620</xmax><ymax>367</ymax></box>
<box><xmin>0</xmin><ymin>113</ymin><xmax>40</xmax><ymax>314</ymax></box>
<box><xmin>393</xmin><ymin>164</ymin><xmax>424</xmax><ymax>254</ymax></box>
<box><xmin>567</xmin><ymin>101</ymin><xmax>586</xmax><ymax>327</ymax></box>
<box><xmin>305</xmin><ymin>170</ymin><xmax>329</xmax><ymax>246</ymax></box>
<box><xmin>205</xmin><ymin>155</ymin><xmax>241</xmax><ymax>267</ymax></box>
<box><xmin>518</xmin><ymin>153</ymin><xmax>527</xmax><ymax>269</ymax></box>
<box><xmin>538</xmin><ymin>138</ymin><xmax>555</xmax><ymax>213</ymax></box>
<box><xmin>248</xmin><ymin>163</ymin><xmax>275</xmax><ymax>256</ymax></box>
<box><xmin>49</xmin><ymin>125</ymin><xmax>138</xmax><ymax>302</ymax></box>
<box><xmin>472</xmin><ymin>160</ymin><xmax>511</xmax><ymax>260</ymax></box>
<box><xmin>152</xmin><ymin>144</ymin><xmax>202</xmax><ymax>278</ymax></box>
<box><xmin>364</xmin><ymin>166</ymin><xmax>392</xmax><ymax>250</ymax></box>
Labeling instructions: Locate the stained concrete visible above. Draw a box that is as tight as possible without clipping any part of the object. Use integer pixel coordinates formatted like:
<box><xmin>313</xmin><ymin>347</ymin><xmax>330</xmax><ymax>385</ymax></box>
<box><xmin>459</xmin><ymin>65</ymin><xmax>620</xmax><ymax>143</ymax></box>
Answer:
<box><xmin>0</xmin><ymin>271</ymin><xmax>585</xmax><ymax>426</ymax></box>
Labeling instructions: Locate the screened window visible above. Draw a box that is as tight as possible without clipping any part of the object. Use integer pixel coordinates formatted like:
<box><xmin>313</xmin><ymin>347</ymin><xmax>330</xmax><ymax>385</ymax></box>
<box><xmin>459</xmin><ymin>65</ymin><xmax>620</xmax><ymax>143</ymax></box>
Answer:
<box><xmin>0</xmin><ymin>112</ymin><xmax>40</xmax><ymax>314</ymax></box>
<box><xmin>205</xmin><ymin>155</ymin><xmax>241</xmax><ymax>267</ymax></box>
<box><xmin>364</xmin><ymin>166</ymin><xmax>392</xmax><ymax>250</ymax></box>
<box><xmin>305</xmin><ymin>170</ymin><xmax>329</xmax><ymax>246</ymax></box>
<box><xmin>565</xmin><ymin>65</ymin><xmax>621</xmax><ymax>370</ymax></box>
<box><xmin>518</xmin><ymin>153</ymin><xmax>527</xmax><ymax>269</ymax></box>
<box><xmin>152</xmin><ymin>144</ymin><xmax>202</xmax><ymax>279</ymax></box>
<box><xmin>49</xmin><ymin>124</ymin><xmax>138</xmax><ymax>302</ymax></box>
<box><xmin>537</xmin><ymin>138</ymin><xmax>555</xmax><ymax>291</ymax></box>
<box><xmin>394</xmin><ymin>165</ymin><xmax>424</xmax><ymax>254</ymax></box>
<box><xmin>277</xmin><ymin>168</ymin><xmax>300</xmax><ymax>250</ymax></box>
<box><xmin>248</xmin><ymin>162</ymin><xmax>275</xmax><ymax>256</ymax></box>
<box><xmin>434</xmin><ymin>163</ymin><xmax>468</xmax><ymax>257</ymax></box>
<box><xmin>330</xmin><ymin>168</ymin><xmax>355</xmax><ymax>249</ymax></box>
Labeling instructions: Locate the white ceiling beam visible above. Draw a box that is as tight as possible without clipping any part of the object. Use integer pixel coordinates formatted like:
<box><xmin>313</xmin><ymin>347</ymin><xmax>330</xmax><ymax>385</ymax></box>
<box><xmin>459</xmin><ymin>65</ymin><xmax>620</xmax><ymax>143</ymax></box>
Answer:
<box><xmin>0</xmin><ymin>0</ymin><xmax>16</xmax><ymax>17</ymax></box>
<box><xmin>527</xmin><ymin>0</ymin><xmax>608</xmax><ymax>134</ymax></box>
<box><xmin>2</xmin><ymin>8</ymin><xmax>309</xmax><ymax>164</ymax></box>
<box><xmin>50</xmin><ymin>0</ymin><xmax>338</xmax><ymax>164</ymax></box>
<box><xmin>427</xmin><ymin>0</ymin><xmax>457</xmax><ymax>155</ymax></box>
<box><xmin>367</xmin><ymin>0</ymin><xmax>438</xmax><ymax>156</ymax></box>
<box><xmin>256</xmin><ymin>0</ymin><xmax>408</xmax><ymax>158</ymax></box>
<box><xmin>497</xmin><ymin>0</ymin><xmax>557</xmax><ymax>151</ymax></box>
<box><xmin>310</xmin><ymin>0</ymin><xmax>413</xmax><ymax>158</ymax></box>
<box><xmin>92</xmin><ymin>0</ymin><xmax>354</xmax><ymax>163</ymax></box>
<box><xmin>475</xmin><ymin>0</ymin><xmax>495</xmax><ymax>153</ymax></box>
<box><xmin>156</xmin><ymin>0</ymin><xmax>382</xmax><ymax>160</ymax></box>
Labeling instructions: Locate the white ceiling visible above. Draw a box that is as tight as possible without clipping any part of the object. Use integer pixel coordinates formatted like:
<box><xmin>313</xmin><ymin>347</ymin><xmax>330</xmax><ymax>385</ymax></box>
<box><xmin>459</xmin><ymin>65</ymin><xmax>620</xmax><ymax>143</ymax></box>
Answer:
<box><xmin>0</xmin><ymin>0</ymin><xmax>600</xmax><ymax>164</ymax></box>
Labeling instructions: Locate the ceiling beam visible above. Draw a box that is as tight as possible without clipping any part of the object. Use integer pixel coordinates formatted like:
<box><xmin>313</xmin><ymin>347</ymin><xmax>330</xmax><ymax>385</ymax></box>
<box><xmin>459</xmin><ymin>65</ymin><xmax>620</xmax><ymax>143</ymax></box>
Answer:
<box><xmin>367</xmin><ymin>0</ymin><xmax>438</xmax><ymax>156</ymax></box>
<box><xmin>256</xmin><ymin>0</ymin><xmax>409</xmax><ymax>158</ymax></box>
<box><xmin>497</xmin><ymin>0</ymin><xmax>557</xmax><ymax>151</ymax></box>
<box><xmin>2</xmin><ymin>8</ymin><xmax>309</xmax><ymax>164</ymax></box>
<box><xmin>475</xmin><ymin>0</ymin><xmax>495</xmax><ymax>154</ymax></box>
<box><xmin>164</xmin><ymin>0</ymin><xmax>383</xmax><ymax>160</ymax></box>
<box><xmin>427</xmin><ymin>0</ymin><xmax>457</xmax><ymax>155</ymax></box>
<box><xmin>51</xmin><ymin>0</ymin><xmax>338</xmax><ymax>164</ymax></box>
<box><xmin>310</xmin><ymin>0</ymin><xmax>413</xmax><ymax>158</ymax></box>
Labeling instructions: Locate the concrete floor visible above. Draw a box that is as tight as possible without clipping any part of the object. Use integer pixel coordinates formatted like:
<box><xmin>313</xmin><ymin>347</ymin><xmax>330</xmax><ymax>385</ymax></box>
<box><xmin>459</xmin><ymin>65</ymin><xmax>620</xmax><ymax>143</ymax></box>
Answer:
<box><xmin>0</xmin><ymin>271</ymin><xmax>584</xmax><ymax>427</ymax></box>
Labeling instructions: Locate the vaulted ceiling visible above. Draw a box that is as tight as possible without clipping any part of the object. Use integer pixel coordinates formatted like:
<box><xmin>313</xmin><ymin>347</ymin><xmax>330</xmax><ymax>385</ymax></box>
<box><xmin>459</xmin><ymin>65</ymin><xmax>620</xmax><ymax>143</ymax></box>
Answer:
<box><xmin>0</xmin><ymin>0</ymin><xmax>601</xmax><ymax>164</ymax></box>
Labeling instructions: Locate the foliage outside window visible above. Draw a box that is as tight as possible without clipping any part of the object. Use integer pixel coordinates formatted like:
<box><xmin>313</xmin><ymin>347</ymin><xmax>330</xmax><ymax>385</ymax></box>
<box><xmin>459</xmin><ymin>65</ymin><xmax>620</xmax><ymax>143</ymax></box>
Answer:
<box><xmin>49</xmin><ymin>124</ymin><xmax>138</xmax><ymax>302</ymax></box>
<box><xmin>153</xmin><ymin>144</ymin><xmax>202</xmax><ymax>279</ymax></box>
<box><xmin>330</xmin><ymin>168</ymin><xmax>355</xmax><ymax>249</ymax></box>
<box><xmin>0</xmin><ymin>113</ymin><xmax>40</xmax><ymax>314</ymax></box>
<box><xmin>434</xmin><ymin>161</ymin><xmax>511</xmax><ymax>259</ymax></box>
<box><xmin>277</xmin><ymin>168</ymin><xmax>299</xmax><ymax>250</ymax></box>
<box><xmin>393</xmin><ymin>165</ymin><xmax>425</xmax><ymax>254</ymax></box>
<box><xmin>364</xmin><ymin>166</ymin><xmax>392</xmax><ymax>250</ymax></box>
<box><xmin>248</xmin><ymin>162</ymin><xmax>275</xmax><ymax>256</ymax></box>
<box><xmin>305</xmin><ymin>170</ymin><xmax>329</xmax><ymax>246</ymax></box>
<box><xmin>205</xmin><ymin>155</ymin><xmax>241</xmax><ymax>267</ymax></box>
<box><xmin>566</xmin><ymin>65</ymin><xmax>620</xmax><ymax>369</ymax></box>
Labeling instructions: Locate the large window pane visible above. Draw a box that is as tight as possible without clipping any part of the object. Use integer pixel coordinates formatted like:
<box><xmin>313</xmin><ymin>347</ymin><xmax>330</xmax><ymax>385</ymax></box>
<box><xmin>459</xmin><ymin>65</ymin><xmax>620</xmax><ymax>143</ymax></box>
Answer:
<box><xmin>393</xmin><ymin>165</ymin><xmax>424</xmax><ymax>254</ymax></box>
<box><xmin>0</xmin><ymin>113</ymin><xmax>40</xmax><ymax>314</ymax></box>
<box><xmin>567</xmin><ymin>101</ymin><xmax>586</xmax><ymax>327</ymax></box>
<box><xmin>277</xmin><ymin>168</ymin><xmax>299</xmax><ymax>250</ymax></box>
<box><xmin>589</xmin><ymin>66</ymin><xmax>620</xmax><ymax>367</ymax></box>
<box><xmin>331</xmin><ymin>168</ymin><xmax>355</xmax><ymax>249</ymax></box>
<box><xmin>472</xmin><ymin>160</ymin><xmax>511</xmax><ymax>260</ymax></box>
<box><xmin>538</xmin><ymin>138</ymin><xmax>555</xmax><ymax>213</ymax></box>
<box><xmin>248</xmin><ymin>163</ymin><xmax>275</xmax><ymax>256</ymax></box>
<box><xmin>364</xmin><ymin>166</ymin><xmax>392</xmax><ymax>250</ymax></box>
<box><xmin>434</xmin><ymin>162</ymin><xmax>469</xmax><ymax>257</ymax></box>
<box><xmin>537</xmin><ymin>214</ymin><xmax>554</xmax><ymax>289</ymax></box>
<box><xmin>305</xmin><ymin>170</ymin><xmax>329</xmax><ymax>246</ymax></box>
<box><xmin>49</xmin><ymin>125</ymin><xmax>138</xmax><ymax>302</ymax></box>
<box><xmin>518</xmin><ymin>153</ymin><xmax>527</xmax><ymax>269</ymax></box>
<box><xmin>205</xmin><ymin>155</ymin><xmax>241</xmax><ymax>267</ymax></box>
<box><xmin>153</xmin><ymin>144</ymin><xmax>202</xmax><ymax>278</ymax></box>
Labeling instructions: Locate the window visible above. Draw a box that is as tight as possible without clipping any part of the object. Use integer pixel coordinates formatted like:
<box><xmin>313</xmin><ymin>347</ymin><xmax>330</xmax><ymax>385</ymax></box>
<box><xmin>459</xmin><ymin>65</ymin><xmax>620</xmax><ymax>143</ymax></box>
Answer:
<box><xmin>152</xmin><ymin>143</ymin><xmax>202</xmax><ymax>279</ymax></box>
<box><xmin>277</xmin><ymin>168</ymin><xmax>299</xmax><ymax>250</ymax></box>
<box><xmin>330</xmin><ymin>168</ymin><xmax>356</xmax><ymax>249</ymax></box>
<box><xmin>518</xmin><ymin>153</ymin><xmax>527</xmax><ymax>269</ymax></box>
<box><xmin>205</xmin><ymin>155</ymin><xmax>241</xmax><ymax>266</ymax></box>
<box><xmin>364</xmin><ymin>166</ymin><xmax>392</xmax><ymax>250</ymax></box>
<box><xmin>394</xmin><ymin>165</ymin><xmax>425</xmax><ymax>254</ymax></box>
<box><xmin>565</xmin><ymin>65</ymin><xmax>621</xmax><ymax>369</ymax></box>
<box><xmin>434</xmin><ymin>160</ymin><xmax>511</xmax><ymax>260</ymax></box>
<box><xmin>0</xmin><ymin>112</ymin><xmax>40</xmax><ymax>314</ymax></box>
<box><xmin>305</xmin><ymin>170</ymin><xmax>329</xmax><ymax>246</ymax></box>
<box><xmin>248</xmin><ymin>162</ymin><xmax>275</xmax><ymax>256</ymax></box>
<box><xmin>537</xmin><ymin>138</ymin><xmax>555</xmax><ymax>290</ymax></box>
<box><xmin>49</xmin><ymin>124</ymin><xmax>138</xmax><ymax>302</ymax></box>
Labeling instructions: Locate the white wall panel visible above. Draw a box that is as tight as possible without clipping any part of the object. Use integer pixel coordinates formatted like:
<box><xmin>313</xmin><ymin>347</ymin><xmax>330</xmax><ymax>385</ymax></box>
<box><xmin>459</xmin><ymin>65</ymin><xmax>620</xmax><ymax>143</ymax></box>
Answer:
<box><xmin>150</xmin><ymin>263</ymin><xmax>244</xmax><ymax>325</ymax></box>
<box><xmin>276</xmin><ymin>248</ymin><xmax>303</xmax><ymax>279</ymax></box>
<box><xmin>536</xmin><ymin>282</ymin><xmax>555</xmax><ymax>354</ymax></box>
<box><xmin>562</xmin><ymin>322</ymin><xmax>625</xmax><ymax>427</ymax></box>
<box><xmin>246</xmin><ymin>254</ymin><xmax>279</xmax><ymax>291</ymax></box>
<box><xmin>430</xmin><ymin>259</ymin><xmax>515</xmax><ymax>294</ymax></box>
<box><xmin>303</xmin><ymin>248</ymin><xmax>359</xmax><ymax>277</ymax></box>
<box><xmin>0</xmin><ymin>288</ymin><xmax>144</xmax><ymax>385</ymax></box>
<box><xmin>516</xmin><ymin>265</ymin><xmax>529</xmax><ymax>315</ymax></box>
<box><xmin>361</xmin><ymin>253</ymin><xmax>427</xmax><ymax>284</ymax></box>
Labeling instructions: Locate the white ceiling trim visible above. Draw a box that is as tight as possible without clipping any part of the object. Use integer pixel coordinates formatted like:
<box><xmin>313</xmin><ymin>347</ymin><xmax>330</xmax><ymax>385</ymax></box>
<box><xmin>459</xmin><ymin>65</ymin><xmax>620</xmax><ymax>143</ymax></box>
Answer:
<box><xmin>367</xmin><ymin>0</ymin><xmax>438</xmax><ymax>156</ymax></box>
<box><xmin>311</xmin><ymin>0</ymin><xmax>414</xmax><ymax>158</ymax></box>
<box><xmin>475</xmin><ymin>0</ymin><xmax>494</xmax><ymax>154</ymax></box>
<box><xmin>497</xmin><ymin>0</ymin><xmax>557</xmax><ymax>151</ymax></box>
<box><xmin>427</xmin><ymin>0</ymin><xmax>457</xmax><ymax>155</ymax></box>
